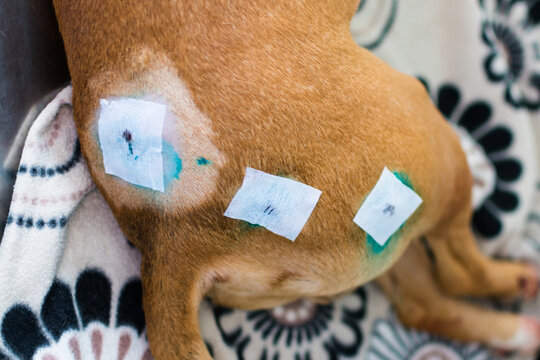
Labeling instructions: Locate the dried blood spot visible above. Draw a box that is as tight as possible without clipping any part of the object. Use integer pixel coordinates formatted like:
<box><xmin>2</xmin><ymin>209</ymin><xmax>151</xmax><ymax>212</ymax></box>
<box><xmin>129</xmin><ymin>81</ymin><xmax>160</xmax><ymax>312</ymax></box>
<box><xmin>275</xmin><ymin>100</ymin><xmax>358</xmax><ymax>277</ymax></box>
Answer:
<box><xmin>122</xmin><ymin>130</ymin><xmax>132</xmax><ymax>143</ymax></box>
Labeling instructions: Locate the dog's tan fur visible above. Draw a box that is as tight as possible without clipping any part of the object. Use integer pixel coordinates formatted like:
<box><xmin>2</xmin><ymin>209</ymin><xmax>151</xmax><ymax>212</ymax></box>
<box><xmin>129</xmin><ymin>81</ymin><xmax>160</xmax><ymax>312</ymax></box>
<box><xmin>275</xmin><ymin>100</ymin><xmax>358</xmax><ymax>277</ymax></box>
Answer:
<box><xmin>53</xmin><ymin>1</ymin><xmax>540</xmax><ymax>358</ymax></box>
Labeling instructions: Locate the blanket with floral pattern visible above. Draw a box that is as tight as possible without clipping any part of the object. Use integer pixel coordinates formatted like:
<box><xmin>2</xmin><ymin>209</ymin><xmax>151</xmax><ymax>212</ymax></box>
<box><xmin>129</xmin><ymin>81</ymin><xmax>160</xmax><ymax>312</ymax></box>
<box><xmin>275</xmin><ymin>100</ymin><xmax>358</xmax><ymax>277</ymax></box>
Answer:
<box><xmin>1</xmin><ymin>0</ymin><xmax>540</xmax><ymax>359</ymax></box>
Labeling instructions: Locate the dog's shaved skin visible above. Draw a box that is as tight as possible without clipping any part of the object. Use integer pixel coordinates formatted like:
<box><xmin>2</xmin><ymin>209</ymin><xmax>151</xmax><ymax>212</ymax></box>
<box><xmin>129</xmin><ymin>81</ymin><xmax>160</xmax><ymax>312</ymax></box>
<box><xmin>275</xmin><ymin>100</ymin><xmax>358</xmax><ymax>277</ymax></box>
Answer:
<box><xmin>89</xmin><ymin>50</ymin><xmax>225</xmax><ymax>211</ymax></box>
<box><xmin>53</xmin><ymin>1</ymin><xmax>540</xmax><ymax>358</ymax></box>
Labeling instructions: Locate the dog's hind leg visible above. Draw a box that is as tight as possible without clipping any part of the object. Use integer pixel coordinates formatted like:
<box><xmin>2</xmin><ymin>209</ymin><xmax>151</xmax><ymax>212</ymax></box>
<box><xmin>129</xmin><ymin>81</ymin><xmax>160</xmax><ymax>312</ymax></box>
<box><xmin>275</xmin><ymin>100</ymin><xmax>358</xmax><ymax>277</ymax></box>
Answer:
<box><xmin>378</xmin><ymin>240</ymin><xmax>540</xmax><ymax>353</ymax></box>
<box><xmin>427</xmin><ymin>228</ymin><xmax>538</xmax><ymax>300</ymax></box>
<box><xmin>425</xmin><ymin>200</ymin><xmax>539</xmax><ymax>300</ymax></box>
<box><xmin>141</xmin><ymin>254</ymin><xmax>213</xmax><ymax>360</ymax></box>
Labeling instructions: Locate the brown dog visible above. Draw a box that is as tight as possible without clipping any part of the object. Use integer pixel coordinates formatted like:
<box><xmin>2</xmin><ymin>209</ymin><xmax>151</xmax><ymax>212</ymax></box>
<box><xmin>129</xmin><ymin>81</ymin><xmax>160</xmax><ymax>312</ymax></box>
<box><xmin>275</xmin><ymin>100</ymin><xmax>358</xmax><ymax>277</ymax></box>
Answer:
<box><xmin>52</xmin><ymin>1</ymin><xmax>540</xmax><ymax>358</ymax></box>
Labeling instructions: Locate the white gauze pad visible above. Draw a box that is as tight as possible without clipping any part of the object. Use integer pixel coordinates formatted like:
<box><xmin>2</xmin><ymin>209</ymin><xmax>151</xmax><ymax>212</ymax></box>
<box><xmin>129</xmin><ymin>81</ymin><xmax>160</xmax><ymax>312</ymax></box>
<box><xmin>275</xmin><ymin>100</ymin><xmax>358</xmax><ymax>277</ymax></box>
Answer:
<box><xmin>354</xmin><ymin>167</ymin><xmax>422</xmax><ymax>246</ymax></box>
<box><xmin>98</xmin><ymin>98</ymin><xmax>167</xmax><ymax>192</ymax></box>
<box><xmin>224</xmin><ymin>168</ymin><xmax>322</xmax><ymax>241</ymax></box>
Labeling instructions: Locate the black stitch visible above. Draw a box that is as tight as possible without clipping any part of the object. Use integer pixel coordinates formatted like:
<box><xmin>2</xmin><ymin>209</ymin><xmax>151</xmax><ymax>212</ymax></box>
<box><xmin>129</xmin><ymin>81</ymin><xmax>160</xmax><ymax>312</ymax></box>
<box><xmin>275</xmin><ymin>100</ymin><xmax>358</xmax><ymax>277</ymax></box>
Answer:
<box><xmin>47</xmin><ymin>169</ymin><xmax>55</xmax><ymax>176</ymax></box>
<box><xmin>18</xmin><ymin>166</ymin><xmax>27</xmax><ymax>174</ymax></box>
<box><xmin>6</xmin><ymin>216</ymin><xmax>13</xmax><ymax>225</ymax></box>
<box><xmin>25</xmin><ymin>218</ymin><xmax>33</xmax><ymax>228</ymax></box>
<box><xmin>30</xmin><ymin>167</ymin><xmax>37</xmax><ymax>176</ymax></box>
<box><xmin>16</xmin><ymin>217</ymin><xmax>24</xmax><ymax>227</ymax></box>
<box><xmin>59</xmin><ymin>217</ymin><xmax>67</xmax><ymax>228</ymax></box>
<box><xmin>264</xmin><ymin>205</ymin><xmax>271</xmax><ymax>213</ymax></box>
<box><xmin>36</xmin><ymin>219</ymin><xmax>45</xmax><ymax>229</ymax></box>
<box><xmin>383</xmin><ymin>204</ymin><xmax>395</xmax><ymax>216</ymax></box>
<box><xmin>39</xmin><ymin>168</ymin><xmax>46</xmax><ymax>177</ymax></box>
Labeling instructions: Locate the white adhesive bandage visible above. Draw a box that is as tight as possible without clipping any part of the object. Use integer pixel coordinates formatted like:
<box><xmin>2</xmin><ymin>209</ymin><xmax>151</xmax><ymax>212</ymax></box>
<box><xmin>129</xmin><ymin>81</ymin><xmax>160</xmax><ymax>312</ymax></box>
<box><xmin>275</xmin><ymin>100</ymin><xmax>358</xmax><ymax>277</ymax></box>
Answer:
<box><xmin>224</xmin><ymin>168</ymin><xmax>322</xmax><ymax>241</ymax></box>
<box><xmin>354</xmin><ymin>168</ymin><xmax>422</xmax><ymax>246</ymax></box>
<box><xmin>98</xmin><ymin>98</ymin><xmax>166</xmax><ymax>192</ymax></box>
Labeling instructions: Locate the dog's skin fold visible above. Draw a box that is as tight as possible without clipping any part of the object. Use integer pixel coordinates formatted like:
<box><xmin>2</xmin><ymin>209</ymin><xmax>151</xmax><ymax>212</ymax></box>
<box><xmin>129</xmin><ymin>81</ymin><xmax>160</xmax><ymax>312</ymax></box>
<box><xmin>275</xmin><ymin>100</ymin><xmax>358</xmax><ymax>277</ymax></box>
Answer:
<box><xmin>53</xmin><ymin>1</ymin><xmax>540</xmax><ymax>358</ymax></box>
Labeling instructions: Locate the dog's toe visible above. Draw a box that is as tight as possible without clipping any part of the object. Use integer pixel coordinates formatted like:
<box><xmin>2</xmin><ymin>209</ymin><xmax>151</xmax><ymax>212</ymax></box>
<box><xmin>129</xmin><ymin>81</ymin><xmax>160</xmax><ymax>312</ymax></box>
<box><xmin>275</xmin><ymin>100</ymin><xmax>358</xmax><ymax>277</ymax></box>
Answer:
<box><xmin>491</xmin><ymin>317</ymin><xmax>540</xmax><ymax>354</ymax></box>
<box><xmin>518</xmin><ymin>265</ymin><xmax>540</xmax><ymax>300</ymax></box>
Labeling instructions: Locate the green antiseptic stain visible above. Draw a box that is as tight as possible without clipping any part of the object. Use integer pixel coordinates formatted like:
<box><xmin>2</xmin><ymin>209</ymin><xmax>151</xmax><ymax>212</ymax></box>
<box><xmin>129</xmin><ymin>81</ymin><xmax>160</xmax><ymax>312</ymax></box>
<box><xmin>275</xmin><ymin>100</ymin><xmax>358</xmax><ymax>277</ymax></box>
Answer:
<box><xmin>367</xmin><ymin>234</ymin><xmax>387</xmax><ymax>254</ymax></box>
<box><xmin>197</xmin><ymin>157</ymin><xmax>211</xmax><ymax>166</ymax></box>
<box><xmin>393</xmin><ymin>171</ymin><xmax>414</xmax><ymax>189</ymax></box>
<box><xmin>239</xmin><ymin>220</ymin><xmax>262</xmax><ymax>232</ymax></box>
<box><xmin>162</xmin><ymin>140</ymin><xmax>183</xmax><ymax>189</ymax></box>
<box><xmin>366</xmin><ymin>170</ymin><xmax>417</xmax><ymax>254</ymax></box>
<box><xmin>367</xmin><ymin>228</ymin><xmax>403</xmax><ymax>254</ymax></box>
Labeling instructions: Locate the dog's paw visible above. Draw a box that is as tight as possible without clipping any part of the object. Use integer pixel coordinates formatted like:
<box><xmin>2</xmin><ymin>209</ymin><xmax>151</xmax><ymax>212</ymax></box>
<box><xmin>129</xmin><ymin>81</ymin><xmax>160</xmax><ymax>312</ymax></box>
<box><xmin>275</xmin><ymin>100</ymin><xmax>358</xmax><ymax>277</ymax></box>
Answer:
<box><xmin>491</xmin><ymin>317</ymin><xmax>540</xmax><ymax>354</ymax></box>
<box><xmin>518</xmin><ymin>265</ymin><xmax>540</xmax><ymax>300</ymax></box>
